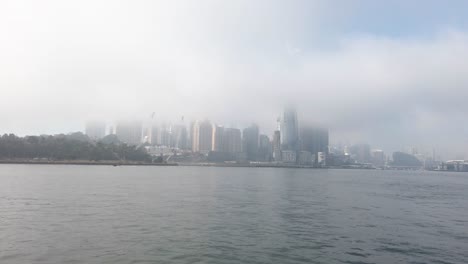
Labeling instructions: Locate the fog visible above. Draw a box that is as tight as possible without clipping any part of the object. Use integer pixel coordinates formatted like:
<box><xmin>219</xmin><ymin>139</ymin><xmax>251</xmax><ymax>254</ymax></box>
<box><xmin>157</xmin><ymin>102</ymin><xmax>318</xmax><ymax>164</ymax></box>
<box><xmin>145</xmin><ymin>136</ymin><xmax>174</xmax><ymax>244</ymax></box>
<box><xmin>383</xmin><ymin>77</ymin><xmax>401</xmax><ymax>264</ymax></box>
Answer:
<box><xmin>1</xmin><ymin>0</ymin><xmax>468</xmax><ymax>159</ymax></box>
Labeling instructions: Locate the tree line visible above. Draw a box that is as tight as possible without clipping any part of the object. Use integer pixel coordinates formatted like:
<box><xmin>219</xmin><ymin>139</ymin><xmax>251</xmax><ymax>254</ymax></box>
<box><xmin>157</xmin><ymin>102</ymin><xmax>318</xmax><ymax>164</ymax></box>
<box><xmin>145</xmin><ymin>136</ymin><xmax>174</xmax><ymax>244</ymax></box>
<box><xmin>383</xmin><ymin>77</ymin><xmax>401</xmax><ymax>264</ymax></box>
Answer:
<box><xmin>0</xmin><ymin>133</ymin><xmax>151</xmax><ymax>162</ymax></box>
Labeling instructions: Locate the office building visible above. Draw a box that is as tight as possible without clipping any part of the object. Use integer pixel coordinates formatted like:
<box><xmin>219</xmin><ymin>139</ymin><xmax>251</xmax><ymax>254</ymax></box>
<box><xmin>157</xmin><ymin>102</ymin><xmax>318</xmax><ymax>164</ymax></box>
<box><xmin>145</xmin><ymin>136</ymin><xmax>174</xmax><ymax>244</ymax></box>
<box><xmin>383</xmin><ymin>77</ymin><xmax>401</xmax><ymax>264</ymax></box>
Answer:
<box><xmin>242</xmin><ymin>124</ymin><xmax>259</xmax><ymax>161</ymax></box>
<box><xmin>272</xmin><ymin>130</ymin><xmax>281</xmax><ymax>162</ymax></box>
<box><xmin>258</xmin><ymin>134</ymin><xmax>272</xmax><ymax>161</ymax></box>
<box><xmin>223</xmin><ymin>128</ymin><xmax>242</xmax><ymax>153</ymax></box>
<box><xmin>297</xmin><ymin>151</ymin><xmax>313</xmax><ymax>165</ymax></box>
<box><xmin>371</xmin><ymin>149</ymin><xmax>385</xmax><ymax>167</ymax></box>
<box><xmin>212</xmin><ymin>125</ymin><xmax>224</xmax><ymax>152</ymax></box>
<box><xmin>282</xmin><ymin>150</ymin><xmax>297</xmax><ymax>163</ymax></box>
<box><xmin>281</xmin><ymin>107</ymin><xmax>299</xmax><ymax>151</ymax></box>
<box><xmin>350</xmin><ymin>144</ymin><xmax>372</xmax><ymax>163</ymax></box>
<box><xmin>115</xmin><ymin>121</ymin><xmax>142</xmax><ymax>145</ymax></box>
<box><xmin>300</xmin><ymin>126</ymin><xmax>329</xmax><ymax>163</ymax></box>
<box><xmin>192</xmin><ymin>120</ymin><xmax>213</xmax><ymax>154</ymax></box>
<box><xmin>172</xmin><ymin>124</ymin><xmax>188</xmax><ymax>150</ymax></box>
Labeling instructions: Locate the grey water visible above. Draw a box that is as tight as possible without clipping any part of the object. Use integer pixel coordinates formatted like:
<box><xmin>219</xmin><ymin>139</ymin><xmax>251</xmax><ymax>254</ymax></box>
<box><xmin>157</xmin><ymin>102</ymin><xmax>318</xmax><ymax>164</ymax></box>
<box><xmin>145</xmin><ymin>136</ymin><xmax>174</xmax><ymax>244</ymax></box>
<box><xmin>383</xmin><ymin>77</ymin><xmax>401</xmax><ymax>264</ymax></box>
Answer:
<box><xmin>0</xmin><ymin>165</ymin><xmax>467</xmax><ymax>264</ymax></box>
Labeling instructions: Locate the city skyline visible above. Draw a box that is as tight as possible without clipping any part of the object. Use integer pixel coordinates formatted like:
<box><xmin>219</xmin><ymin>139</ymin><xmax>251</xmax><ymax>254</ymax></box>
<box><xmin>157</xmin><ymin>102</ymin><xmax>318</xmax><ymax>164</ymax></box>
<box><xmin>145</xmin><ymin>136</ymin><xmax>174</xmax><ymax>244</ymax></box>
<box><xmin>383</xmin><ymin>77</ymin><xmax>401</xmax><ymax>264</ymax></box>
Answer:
<box><xmin>79</xmin><ymin>107</ymin><xmax>444</xmax><ymax>163</ymax></box>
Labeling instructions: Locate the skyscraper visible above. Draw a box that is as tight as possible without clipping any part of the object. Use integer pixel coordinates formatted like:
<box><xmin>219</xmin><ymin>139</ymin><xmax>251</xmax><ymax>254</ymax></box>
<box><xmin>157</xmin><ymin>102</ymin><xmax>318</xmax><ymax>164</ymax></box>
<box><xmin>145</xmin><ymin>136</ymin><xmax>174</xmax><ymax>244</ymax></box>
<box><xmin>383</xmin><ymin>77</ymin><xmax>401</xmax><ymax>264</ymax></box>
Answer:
<box><xmin>150</xmin><ymin>125</ymin><xmax>159</xmax><ymax>145</ymax></box>
<box><xmin>300</xmin><ymin>126</ymin><xmax>329</xmax><ymax>162</ymax></box>
<box><xmin>158</xmin><ymin>123</ymin><xmax>171</xmax><ymax>147</ymax></box>
<box><xmin>212</xmin><ymin>125</ymin><xmax>224</xmax><ymax>152</ymax></box>
<box><xmin>223</xmin><ymin>128</ymin><xmax>242</xmax><ymax>153</ymax></box>
<box><xmin>115</xmin><ymin>121</ymin><xmax>142</xmax><ymax>145</ymax></box>
<box><xmin>258</xmin><ymin>134</ymin><xmax>272</xmax><ymax>161</ymax></box>
<box><xmin>350</xmin><ymin>144</ymin><xmax>371</xmax><ymax>163</ymax></box>
<box><xmin>210</xmin><ymin>125</ymin><xmax>242</xmax><ymax>154</ymax></box>
<box><xmin>281</xmin><ymin>107</ymin><xmax>299</xmax><ymax>151</ymax></box>
<box><xmin>85</xmin><ymin>121</ymin><xmax>106</xmax><ymax>140</ymax></box>
<box><xmin>272</xmin><ymin>130</ymin><xmax>281</xmax><ymax>162</ymax></box>
<box><xmin>242</xmin><ymin>124</ymin><xmax>259</xmax><ymax>161</ymax></box>
<box><xmin>192</xmin><ymin>120</ymin><xmax>213</xmax><ymax>154</ymax></box>
<box><xmin>172</xmin><ymin>124</ymin><xmax>188</xmax><ymax>150</ymax></box>
<box><xmin>371</xmin><ymin>149</ymin><xmax>385</xmax><ymax>167</ymax></box>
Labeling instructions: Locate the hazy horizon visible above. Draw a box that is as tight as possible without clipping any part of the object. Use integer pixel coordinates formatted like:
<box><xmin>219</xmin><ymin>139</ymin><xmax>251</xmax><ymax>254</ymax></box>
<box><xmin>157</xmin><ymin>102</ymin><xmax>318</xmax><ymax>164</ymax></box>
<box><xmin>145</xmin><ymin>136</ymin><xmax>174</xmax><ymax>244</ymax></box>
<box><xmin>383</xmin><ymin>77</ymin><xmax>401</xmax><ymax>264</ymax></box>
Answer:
<box><xmin>2</xmin><ymin>0</ymin><xmax>468</xmax><ymax>159</ymax></box>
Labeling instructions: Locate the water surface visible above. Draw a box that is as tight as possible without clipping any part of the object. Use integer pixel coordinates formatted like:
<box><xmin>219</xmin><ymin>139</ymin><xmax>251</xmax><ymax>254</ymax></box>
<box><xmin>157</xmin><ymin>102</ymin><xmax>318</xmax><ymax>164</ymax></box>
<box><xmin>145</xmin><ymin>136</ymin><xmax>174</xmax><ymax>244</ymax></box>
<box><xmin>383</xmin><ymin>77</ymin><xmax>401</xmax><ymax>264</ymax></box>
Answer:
<box><xmin>0</xmin><ymin>165</ymin><xmax>467</xmax><ymax>263</ymax></box>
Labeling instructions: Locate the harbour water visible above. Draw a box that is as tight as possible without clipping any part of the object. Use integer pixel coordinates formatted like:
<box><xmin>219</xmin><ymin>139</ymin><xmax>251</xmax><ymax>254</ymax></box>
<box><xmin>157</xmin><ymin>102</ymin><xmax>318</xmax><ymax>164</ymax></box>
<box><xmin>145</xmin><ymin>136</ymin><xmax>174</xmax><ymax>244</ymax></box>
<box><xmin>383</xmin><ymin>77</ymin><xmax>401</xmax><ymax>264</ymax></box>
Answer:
<box><xmin>0</xmin><ymin>165</ymin><xmax>467</xmax><ymax>263</ymax></box>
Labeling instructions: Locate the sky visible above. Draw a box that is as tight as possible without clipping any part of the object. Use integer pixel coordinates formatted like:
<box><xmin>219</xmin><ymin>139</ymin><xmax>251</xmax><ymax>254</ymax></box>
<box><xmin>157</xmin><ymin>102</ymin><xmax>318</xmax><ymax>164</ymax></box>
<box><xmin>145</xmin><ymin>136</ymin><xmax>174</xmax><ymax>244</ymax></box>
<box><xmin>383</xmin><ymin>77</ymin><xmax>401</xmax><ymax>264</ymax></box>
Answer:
<box><xmin>1</xmin><ymin>0</ymin><xmax>468</xmax><ymax>159</ymax></box>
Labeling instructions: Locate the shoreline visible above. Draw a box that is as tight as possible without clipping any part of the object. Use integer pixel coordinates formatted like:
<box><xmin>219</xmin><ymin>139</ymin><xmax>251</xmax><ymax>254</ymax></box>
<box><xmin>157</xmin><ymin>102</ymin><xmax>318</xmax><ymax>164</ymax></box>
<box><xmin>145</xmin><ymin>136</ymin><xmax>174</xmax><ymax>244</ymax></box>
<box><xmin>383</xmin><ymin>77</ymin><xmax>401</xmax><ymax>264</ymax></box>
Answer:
<box><xmin>0</xmin><ymin>160</ymin><xmax>456</xmax><ymax>172</ymax></box>
<box><xmin>0</xmin><ymin>160</ymin><xmax>340</xmax><ymax>169</ymax></box>
<box><xmin>0</xmin><ymin>160</ymin><xmax>325</xmax><ymax>169</ymax></box>
<box><xmin>0</xmin><ymin>160</ymin><xmax>178</xmax><ymax>166</ymax></box>
<box><xmin>178</xmin><ymin>163</ymin><xmax>328</xmax><ymax>169</ymax></box>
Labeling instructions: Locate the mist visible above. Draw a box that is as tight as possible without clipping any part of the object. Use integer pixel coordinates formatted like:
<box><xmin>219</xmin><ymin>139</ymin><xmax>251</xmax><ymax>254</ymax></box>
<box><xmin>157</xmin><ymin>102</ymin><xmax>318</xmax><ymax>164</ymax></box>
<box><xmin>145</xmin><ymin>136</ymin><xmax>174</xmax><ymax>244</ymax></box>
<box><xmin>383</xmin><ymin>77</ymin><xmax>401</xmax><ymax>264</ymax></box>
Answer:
<box><xmin>1</xmin><ymin>0</ymin><xmax>468</xmax><ymax>159</ymax></box>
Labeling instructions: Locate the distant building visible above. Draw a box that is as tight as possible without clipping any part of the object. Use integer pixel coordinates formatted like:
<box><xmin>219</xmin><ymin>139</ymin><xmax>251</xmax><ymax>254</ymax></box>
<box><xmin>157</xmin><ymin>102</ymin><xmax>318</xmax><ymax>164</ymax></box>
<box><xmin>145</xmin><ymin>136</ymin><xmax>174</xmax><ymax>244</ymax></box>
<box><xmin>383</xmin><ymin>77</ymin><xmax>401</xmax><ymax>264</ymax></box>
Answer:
<box><xmin>371</xmin><ymin>149</ymin><xmax>385</xmax><ymax>167</ymax></box>
<box><xmin>300</xmin><ymin>126</ymin><xmax>329</xmax><ymax>163</ymax></box>
<box><xmin>85</xmin><ymin>121</ymin><xmax>106</xmax><ymax>140</ymax></box>
<box><xmin>281</xmin><ymin>107</ymin><xmax>299</xmax><ymax>151</ymax></box>
<box><xmin>327</xmin><ymin>152</ymin><xmax>352</xmax><ymax>166</ymax></box>
<box><xmin>440</xmin><ymin>160</ymin><xmax>468</xmax><ymax>172</ymax></box>
<box><xmin>115</xmin><ymin>121</ymin><xmax>143</xmax><ymax>145</ymax></box>
<box><xmin>297</xmin><ymin>151</ymin><xmax>313</xmax><ymax>165</ymax></box>
<box><xmin>158</xmin><ymin>123</ymin><xmax>172</xmax><ymax>147</ymax></box>
<box><xmin>172</xmin><ymin>124</ymin><xmax>188</xmax><ymax>150</ymax></box>
<box><xmin>206</xmin><ymin>126</ymin><xmax>242</xmax><ymax>163</ymax></box>
<box><xmin>272</xmin><ymin>130</ymin><xmax>282</xmax><ymax>162</ymax></box>
<box><xmin>108</xmin><ymin>125</ymin><xmax>115</xmax><ymax>135</ymax></box>
<box><xmin>317</xmin><ymin>152</ymin><xmax>326</xmax><ymax>166</ymax></box>
<box><xmin>212</xmin><ymin>125</ymin><xmax>224</xmax><ymax>152</ymax></box>
<box><xmin>145</xmin><ymin>145</ymin><xmax>175</xmax><ymax>157</ymax></box>
<box><xmin>349</xmin><ymin>144</ymin><xmax>371</xmax><ymax>163</ymax></box>
<box><xmin>258</xmin><ymin>134</ymin><xmax>272</xmax><ymax>161</ymax></box>
<box><xmin>192</xmin><ymin>120</ymin><xmax>213</xmax><ymax>154</ymax></box>
<box><xmin>391</xmin><ymin>152</ymin><xmax>422</xmax><ymax>168</ymax></box>
<box><xmin>146</xmin><ymin>125</ymin><xmax>169</xmax><ymax>146</ymax></box>
<box><xmin>223</xmin><ymin>128</ymin><xmax>242</xmax><ymax>153</ymax></box>
<box><xmin>149</xmin><ymin>125</ymin><xmax>159</xmax><ymax>145</ymax></box>
<box><xmin>242</xmin><ymin>124</ymin><xmax>259</xmax><ymax>161</ymax></box>
<box><xmin>142</xmin><ymin>125</ymin><xmax>152</xmax><ymax>144</ymax></box>
<box><xmin>282</xmin><ymin>150</ymin><xmax>297</xmax><ymax>163</ymax></box>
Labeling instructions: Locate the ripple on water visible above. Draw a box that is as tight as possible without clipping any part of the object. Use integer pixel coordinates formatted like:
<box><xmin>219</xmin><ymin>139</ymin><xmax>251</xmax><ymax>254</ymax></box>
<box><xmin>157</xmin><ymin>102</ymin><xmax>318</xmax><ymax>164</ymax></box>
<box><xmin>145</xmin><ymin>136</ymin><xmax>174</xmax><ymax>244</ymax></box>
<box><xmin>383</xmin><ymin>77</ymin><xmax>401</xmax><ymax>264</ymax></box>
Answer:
<box><xmin>0</xmin><ymin>166</ymin><xmax>467</xmax><ymax>264</ymax></box>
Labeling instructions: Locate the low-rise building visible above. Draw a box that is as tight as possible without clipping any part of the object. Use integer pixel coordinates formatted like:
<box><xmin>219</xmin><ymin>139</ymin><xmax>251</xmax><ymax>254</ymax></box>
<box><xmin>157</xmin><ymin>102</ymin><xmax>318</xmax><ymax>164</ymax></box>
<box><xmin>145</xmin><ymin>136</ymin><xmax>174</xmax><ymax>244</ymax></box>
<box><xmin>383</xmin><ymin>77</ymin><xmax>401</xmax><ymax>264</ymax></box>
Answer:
<box><xmin>282</xmin><ymin>150</ymin><xmax>297</xmax><ymax>163</ymax></box>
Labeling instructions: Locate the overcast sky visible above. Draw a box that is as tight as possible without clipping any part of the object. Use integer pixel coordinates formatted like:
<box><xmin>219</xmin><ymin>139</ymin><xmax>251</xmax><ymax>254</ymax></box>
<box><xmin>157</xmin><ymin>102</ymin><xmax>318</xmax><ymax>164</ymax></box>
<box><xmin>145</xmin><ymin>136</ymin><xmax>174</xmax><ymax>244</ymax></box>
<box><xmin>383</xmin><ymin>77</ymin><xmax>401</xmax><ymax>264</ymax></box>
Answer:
<box><xmin>1</xmin><ymin>0</ymin><xmax>468</xmax><ymax>158</ymax></box>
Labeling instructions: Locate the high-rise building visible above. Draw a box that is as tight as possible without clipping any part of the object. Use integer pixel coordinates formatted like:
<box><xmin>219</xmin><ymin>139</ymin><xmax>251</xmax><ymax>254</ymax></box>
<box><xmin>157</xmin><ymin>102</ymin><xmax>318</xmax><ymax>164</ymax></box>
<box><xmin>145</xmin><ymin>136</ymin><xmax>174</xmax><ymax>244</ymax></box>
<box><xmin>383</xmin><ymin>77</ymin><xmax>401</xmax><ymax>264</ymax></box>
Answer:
<box><xmin>349</xmin><ymin>144</ymin><xmax>371</xmax><ymax>163</ymax></box>
<box><xmin>317</xmin><ymin>152</ymin><xmax>326</xmax><ymax>166</ymax></box>
<box><xmin>223</xmin><ymin>128</ymin><xmax>242</xmax><ymax>153</ymax></box>
<box><xmin>188</xmin><ymin>121</ymin><xmax>194</xmax><ymax>151</ymax></box>
<box><xmin>142</xmin><ymin>125</ymin><xmax>152</xmax><ymax>144</ymax></box>
<box><xmin>158</xmin><ymin>123</ymin><xmax>171</xmax><ymax>147</ymax></box>
<box><xmin>142</xmin><ymin>120</ymin><xmax>156</xmax><ymax>144</ymax></box>
<box><xmin>300</xmin><ymin>126</ymin><xmax>329</xmax><ymax>163</ymax></box>
<box><xmin>172</xmin><ymin>124</ymin><xmax>188</xmax><ymax>150</ymax></box>
<box><xmin>242</xmin><ymin>124</ymin><xmax>259</xmax><ymax>161</ymax></box>
<box><xmin>281</xmin><ymin>107</ymin><xmax>299</xmax><ymax>151</ymax></box>
<box><xmin>210</xmin><ymin>125</ymin><xmax>242</xmax><ymax>155</ymax></box>
<box><xmin>150</xmin><ymin>126</ymin><xmax>159</xmax><ymax>145</ymax></box>
<box><xmin>258</xmin><ymin>134</ymin><xmax>272</xmax><ymax>161</ymax></box>
<box><xmin>108</xmin><ymin>125</ymin><xmax>115</xmax><ymax>135</ymax></box>
<box><xmin>272</xmin><ymin>130</ymin><xmax>281</xmax><ymax>162</ymax></box>
<box><xmin>192</xmin><ymin>120</ymin><xmax>213</xmax><ymax>154</ymax></box>
<box><xmin>371</xmin><ymin>149</ymin><xmax>385</xmax><ymax>167</ymax></box>
<box><xmin>85</xmin><ymin>121</ymin><xmax>106</xmax><ymax>140</ymax></box>
<box><xmin>115</xmin><ymin>121</ymin><xmax>142</xmax><ymax>145</ymax></box>
<box><xmin>212</xmin><ymin>125</ymin><xmax>224</xmax><ymax>152</ymax></box>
